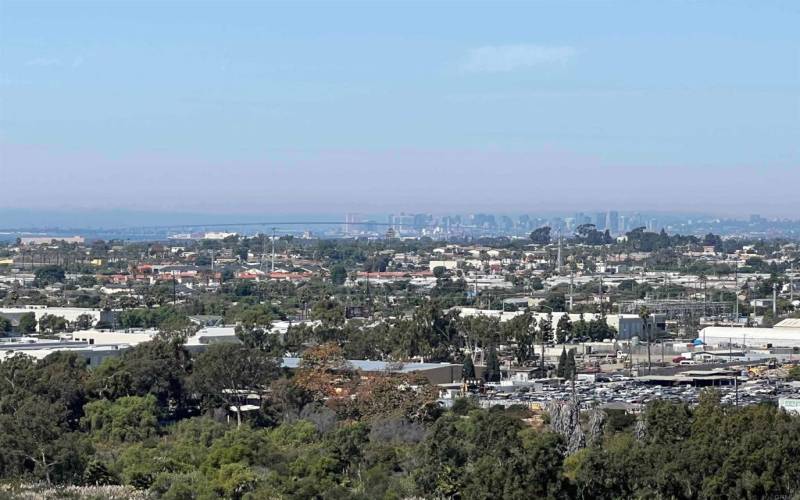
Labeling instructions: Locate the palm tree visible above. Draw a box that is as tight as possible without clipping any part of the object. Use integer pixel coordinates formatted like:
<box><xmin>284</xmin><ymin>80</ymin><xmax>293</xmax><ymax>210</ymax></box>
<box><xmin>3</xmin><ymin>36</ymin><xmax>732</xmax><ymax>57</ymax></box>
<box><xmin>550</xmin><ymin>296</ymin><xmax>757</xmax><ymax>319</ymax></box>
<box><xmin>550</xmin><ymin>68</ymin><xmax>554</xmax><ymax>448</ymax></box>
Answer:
<box><xmin>698</xmin><ymin>272</ymin><xmax>708</xmax><ymax>304</ymax></box>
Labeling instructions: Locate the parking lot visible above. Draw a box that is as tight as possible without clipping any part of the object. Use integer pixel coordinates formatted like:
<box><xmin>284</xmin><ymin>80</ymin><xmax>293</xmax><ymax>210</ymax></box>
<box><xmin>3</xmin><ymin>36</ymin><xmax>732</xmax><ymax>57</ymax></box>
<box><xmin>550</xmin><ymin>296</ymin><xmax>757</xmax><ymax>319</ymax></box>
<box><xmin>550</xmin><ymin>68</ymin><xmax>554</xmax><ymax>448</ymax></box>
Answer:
<box><xmin>473</xmin><ymin>374</ymin><xmax>800</xmax><ymax>411</ymax></box>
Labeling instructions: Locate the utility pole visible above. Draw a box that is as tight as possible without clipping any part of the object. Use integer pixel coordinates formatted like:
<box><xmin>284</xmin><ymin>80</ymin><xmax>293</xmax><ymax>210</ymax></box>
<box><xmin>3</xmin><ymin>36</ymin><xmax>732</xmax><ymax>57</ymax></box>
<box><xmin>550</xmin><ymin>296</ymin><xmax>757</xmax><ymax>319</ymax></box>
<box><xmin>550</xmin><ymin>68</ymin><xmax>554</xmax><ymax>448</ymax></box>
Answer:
<box><xmin>270</xmin><ymin>227</ymin><xmax>276</xmax><ymax>274</ymax></box>
<box><xmin>773</xmin><ymin>282</ymin><xmax>777</xmax><ymax>317</ymax></box>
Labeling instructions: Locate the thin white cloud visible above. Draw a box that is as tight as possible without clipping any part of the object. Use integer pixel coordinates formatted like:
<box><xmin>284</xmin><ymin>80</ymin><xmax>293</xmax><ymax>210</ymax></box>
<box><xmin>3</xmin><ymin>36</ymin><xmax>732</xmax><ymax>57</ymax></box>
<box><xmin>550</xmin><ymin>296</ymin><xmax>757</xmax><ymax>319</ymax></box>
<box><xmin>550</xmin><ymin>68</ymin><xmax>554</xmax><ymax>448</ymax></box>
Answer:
<box><xmin>462</xmin><ymin>44</ymin><xmax>576</xmax><ymax>73</ymax></box>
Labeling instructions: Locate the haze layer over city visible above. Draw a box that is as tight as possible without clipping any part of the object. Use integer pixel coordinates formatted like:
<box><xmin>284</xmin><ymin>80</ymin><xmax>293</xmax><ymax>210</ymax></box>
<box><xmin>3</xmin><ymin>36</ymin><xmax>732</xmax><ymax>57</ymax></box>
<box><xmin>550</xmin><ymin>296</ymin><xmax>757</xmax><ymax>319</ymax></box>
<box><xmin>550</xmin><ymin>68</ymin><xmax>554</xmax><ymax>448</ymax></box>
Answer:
<box><xmin>0</xmin><ymin>1</ymin><xmax>799</xmax><ymax>499</ymax></box>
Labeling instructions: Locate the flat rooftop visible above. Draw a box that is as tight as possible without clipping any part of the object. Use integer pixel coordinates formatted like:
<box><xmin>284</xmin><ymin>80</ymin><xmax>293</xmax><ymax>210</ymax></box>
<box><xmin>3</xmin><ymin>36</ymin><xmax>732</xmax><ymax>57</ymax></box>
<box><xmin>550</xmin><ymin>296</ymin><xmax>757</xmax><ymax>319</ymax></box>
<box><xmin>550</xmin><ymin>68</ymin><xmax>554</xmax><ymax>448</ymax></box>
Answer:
<box><xmin>281</xmin><ymin>357</ymin><xmax>457</xmax><ymax>373</ymax></box>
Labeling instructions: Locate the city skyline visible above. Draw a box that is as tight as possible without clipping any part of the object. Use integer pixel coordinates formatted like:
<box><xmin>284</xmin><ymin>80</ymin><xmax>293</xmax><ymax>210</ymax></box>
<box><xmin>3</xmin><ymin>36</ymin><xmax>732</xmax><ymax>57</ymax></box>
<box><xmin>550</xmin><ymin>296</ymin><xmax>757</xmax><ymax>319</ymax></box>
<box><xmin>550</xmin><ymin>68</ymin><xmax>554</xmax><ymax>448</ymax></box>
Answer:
<box><xmin>0</xmin><ymin>206</ymin><xmax>796</xmax><ymax>229</ymax></box>
<box><xmin>2</xmin><ymin>207</ymin><xmax>798</xmax><ymax>244</ymax></box>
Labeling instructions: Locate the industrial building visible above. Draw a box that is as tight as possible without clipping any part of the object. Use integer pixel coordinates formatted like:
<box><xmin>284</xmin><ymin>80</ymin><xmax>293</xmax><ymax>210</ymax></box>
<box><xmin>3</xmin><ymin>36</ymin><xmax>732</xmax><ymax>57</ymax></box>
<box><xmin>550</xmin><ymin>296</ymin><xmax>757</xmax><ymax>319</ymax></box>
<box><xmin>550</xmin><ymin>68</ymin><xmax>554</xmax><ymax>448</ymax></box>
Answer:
<box><xmin>0</xmin><ymin>326</ymin><xmax>243</xmax><ymax>367</ymax></box>
<box><xmin>699</xmin><ymin>326</ymin><xmax>800</xmax><ymax>348</ymax></box>
<box><xmin>0</xmin><ymin>337</ymin><xmax>128</xmax><ymax>366</ymax></box>
<box><xmin>0</xmin><ymin>306</ymin><xmax>119</xmax><ymax>329</ymax></box>
<box><xmin>607</xmin><ymin>314</ymin><xmax>665</xmax><ymax>340</ymax></box>
<box><xmin>66</xmin><ymin>326</ymin><xmax>242</xmax><ymax>348</ymax></box>
<box><xmin>281</xmin><ymin>357</ymin><xmax>463</xmax><ymax>385</ymax></box>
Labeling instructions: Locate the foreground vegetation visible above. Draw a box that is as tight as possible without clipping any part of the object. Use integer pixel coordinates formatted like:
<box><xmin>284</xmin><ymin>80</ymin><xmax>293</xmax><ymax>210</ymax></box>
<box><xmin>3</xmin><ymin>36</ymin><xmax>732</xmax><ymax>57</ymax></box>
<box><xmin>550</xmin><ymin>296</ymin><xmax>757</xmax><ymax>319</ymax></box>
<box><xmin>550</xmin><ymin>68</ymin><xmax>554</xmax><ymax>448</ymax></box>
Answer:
<box><xmin>1</xmin><ymin>339</ymin><xmax>799</xmax><ymax>499</ymax></box>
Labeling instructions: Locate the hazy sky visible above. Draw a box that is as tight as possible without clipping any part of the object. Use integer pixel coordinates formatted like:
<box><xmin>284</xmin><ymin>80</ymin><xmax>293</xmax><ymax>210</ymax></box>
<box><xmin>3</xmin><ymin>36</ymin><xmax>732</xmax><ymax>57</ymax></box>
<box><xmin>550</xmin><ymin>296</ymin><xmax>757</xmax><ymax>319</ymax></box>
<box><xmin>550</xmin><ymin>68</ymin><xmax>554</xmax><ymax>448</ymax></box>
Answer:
<box><xmin>1</xmin><ymin>1</ymin><xmax>798</xmax><ymax>219</ymax></box>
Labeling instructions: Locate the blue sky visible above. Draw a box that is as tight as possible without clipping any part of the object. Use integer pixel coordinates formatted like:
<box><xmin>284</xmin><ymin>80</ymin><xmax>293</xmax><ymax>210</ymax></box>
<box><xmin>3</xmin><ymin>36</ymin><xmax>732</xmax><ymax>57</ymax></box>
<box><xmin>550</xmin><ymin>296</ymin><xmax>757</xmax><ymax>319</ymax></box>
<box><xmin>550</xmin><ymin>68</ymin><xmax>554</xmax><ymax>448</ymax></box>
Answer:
<box><xmin>1</xmin><ymin>1</ymin><xmax>798</xmax><ymax>218</ymax></box>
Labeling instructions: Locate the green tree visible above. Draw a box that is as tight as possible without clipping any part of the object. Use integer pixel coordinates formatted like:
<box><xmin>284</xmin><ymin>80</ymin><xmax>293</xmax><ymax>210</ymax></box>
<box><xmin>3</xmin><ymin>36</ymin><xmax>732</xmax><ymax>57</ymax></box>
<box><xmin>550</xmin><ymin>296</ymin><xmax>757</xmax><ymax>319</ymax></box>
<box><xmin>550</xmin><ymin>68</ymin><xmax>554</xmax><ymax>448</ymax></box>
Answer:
<box><xmin>330</xmin><ymin>264</ymin><xmax>347</xmax><ymax>285</ymax></box>
<box><xmin>459</xmin><ymin>315</ymin><xmax>499</xmax><ymax>352</ymax></box>
<box><xmin>642</xmin><ymin>400</ymin><xmax>691</xmax><ymax>445</ymax></box>
<box><xmin>529</xmin><ymin>226</ymin><xmax>552</xmax><ymax>245</ymax></box>
<box><xmin>91</xmin><ymin>340</ymin><xmax>192</xmax><ymax>414</ymax></box>
<box><xmin>0</xmin><ymin>395</ymin><xmax>92</xmax><ymax>484</ymax></box>
<box><xmin>18</xmin><ymin>312</ymin><xmax>37</xmax><ymax>334</ymax></box>
<box><xmin>236</xmin><ymin>323</ymin><xmax>281</xmax><ymax>353</ymax></box>
<box><xmin>190</xmin><ymin>343</ymin><xmax>279</xmax><ymax>427</ymax></box>
<box><xmin>233</xmin><ymin>305</ymin><xmax>274</xmax><ymax>329</ymax></box>
<box><xmin>34</xmin><ymin>265</ymin><xmax>66</xmax><ymax>286</ymax></box>
<box><xmin>541</xmin><ymin>293</ymin><xmax>566</xmax><ymax>312</ymax></box>
<box><xmin>157</xmin><ymin>315</ymin><xmax>196</xmax><ymax>344</ymax></box>
<box><xmin>76</xmin><ymin>275</ymin><xmax>98</xmax><ymax>288</ymax></box>
<box><xmin>587</xmin><ymin>318</ymin><xmax>616</xmax><ymax>341</ymax></box>
<box><xmin>310</xmin><ymin>298</ymin><xmax>346</xmax><ymax>327</ymax></box>
<box><xmin>0</xmin><ymin>352</ymin><xmax>90</xmax><ymax>428</ymax></box>
<box><xmin>483</xmin><ymin>344</ymin><xmax>501</xmax><ymax>382</ymax></box>
<box><xmin>236</xmin><ymin>246</ymin><xmax>249</xmax><ymax>263</ymax></box>
<box><xmin>556</xmin><ymin>314</ymin><xmax>572</xmax><ymax>344</ymax></box>
<box><xmin>210</xmin><ymin>462</ymin><xmax>258</xmax><ymax>499</ymax></box>
<box><xmin>86</xmin><ymin>358</ymin><xmax>134</xmax><ymax>400</ymax></box>
<box><xmin>502</xmin><ymin>313</ymin><xmax>535</xmax><ymax>366</ymax></box>
<box><xmin>462</xmin><ymin>355</ymin><xmax>475</xmax><ymax>380</ymax></box>
<box><xmin>38</xmin><ymin>314</ymin><xmax>69</xmax><ymax>333</ymax></box>
<box><xmin>73</xmin><ymin>314</ymin><xmax>95</xmax><ymax>331</ymax></box>
<box><xmin>0</xmin><ymin>352</ymin><xmax>91</xmax><ymax>484</ymax></box>
<box><xmin>556</xmin><ymin>348</ymin><xmax>568</xmax><ymax>378</ymax></box>
<box><xmin>82</xmin><ymin>395</ymin><xmax>159</xmax><ymax>443</ymax></box>
<box><xmin>415</xmin><ymin>409</ymin><xmax>564</xmax><ymax>499</ymax></box>
<box><xmin>564</xmin><ymin>349</ymin><xmax>577</xmax><ymax>381</ymax></box>
<box><xmin>538</xmin><ymin>315</ymin><xmax>553</xmax><ymax>344</ymax></box>
<box><xmin>393</xmin><ymin>303</ymin><xmax>458</xmax><ymax>361</ymax></box>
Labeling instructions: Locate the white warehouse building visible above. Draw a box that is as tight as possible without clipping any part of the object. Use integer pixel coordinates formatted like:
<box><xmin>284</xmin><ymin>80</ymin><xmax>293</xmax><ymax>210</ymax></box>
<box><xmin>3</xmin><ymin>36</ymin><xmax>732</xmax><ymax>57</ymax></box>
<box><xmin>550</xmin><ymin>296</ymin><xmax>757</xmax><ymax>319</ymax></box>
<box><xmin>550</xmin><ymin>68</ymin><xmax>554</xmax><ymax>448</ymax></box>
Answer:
<box><xmin>0</xmin><ymin>306</ymin><xmax>118</xmax><ymax>327</ymax></box>
<box><xmin>699</xmin><ymin>326</ymin><xmax>800</xmax><ymax>348</ymax></box>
